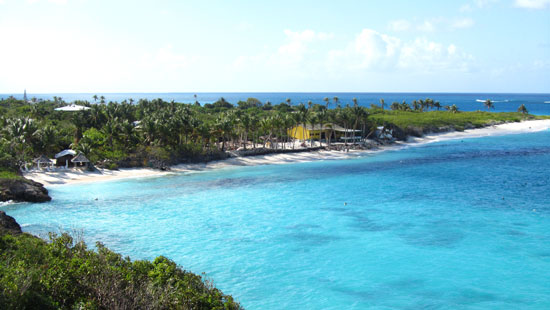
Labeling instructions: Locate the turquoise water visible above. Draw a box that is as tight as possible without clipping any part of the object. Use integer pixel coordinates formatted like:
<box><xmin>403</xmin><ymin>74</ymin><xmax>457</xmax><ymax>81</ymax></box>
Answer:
<box><xmin>4</xmin><ymin>131</ymin><xmax>550</xmax><ymax>309</ymax></box>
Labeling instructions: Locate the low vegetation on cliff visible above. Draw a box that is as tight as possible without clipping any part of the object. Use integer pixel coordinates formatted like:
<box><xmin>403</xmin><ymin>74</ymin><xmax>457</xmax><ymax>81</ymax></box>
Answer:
<box><xmin>0</xmin><ymin>212</ymin><xmax>241</xmax><ymax>310</ymax></box>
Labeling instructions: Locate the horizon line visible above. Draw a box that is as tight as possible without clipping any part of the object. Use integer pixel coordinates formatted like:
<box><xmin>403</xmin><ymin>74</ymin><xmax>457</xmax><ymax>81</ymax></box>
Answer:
<box><xmin>2</xmin><ymin>91</ymin><xmax>550</xmax><ymax>95</ymax></box>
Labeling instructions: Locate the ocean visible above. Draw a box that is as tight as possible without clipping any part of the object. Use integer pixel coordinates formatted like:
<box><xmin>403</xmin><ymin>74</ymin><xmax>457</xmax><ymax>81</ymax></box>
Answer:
<box><xmin>4</xmin><ymin>129</ymin><xmax>550</xmax><ymax>309</ymax></box>
<box><xmin>2</xmin><ymin>92</ymin><xmax>550</xmax><ymax>115</ymax></box>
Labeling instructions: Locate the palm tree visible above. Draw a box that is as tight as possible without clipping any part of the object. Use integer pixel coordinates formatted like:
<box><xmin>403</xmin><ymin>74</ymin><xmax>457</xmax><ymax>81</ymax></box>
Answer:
<box><xmin>517</xmin><ymin>104</ymin><xmax>528</xmax><ymax>114</ymax></box>
<box><xmin>352</xmin><ymin>97</ymin><xmax>358</xmax><ymax>107</ymax></box>
<box><xmin>333</xmin><ymin>96</ymin><xmax>340</xmax><ymax>109</ymax></box>
<box><xmin>239</xmin><ymin>113</ymin><xmax>251</xmax><ymax>149</ymax></box>
<box><xmin>93</xmin><ymin>95</ymin><xmax>98</xmax><ymax>103</ymax></box>
<box><xmin>215</xmin><ymin>114</ymin><xmax>232</xmax><ymax>151</ymax></box>
<box><xmin>323</xmin><ymin>97</ymin><xmax>330</xmax><ymax>109</ymax></box>
<box><xmin>316</xmin><ymin>108</ymin><xmax>328</xmax><ymax>147</ymax></box>
<box><xmin>379</xmin><ymin>98</ymin><xmax>385</xmax><ymax>110</ymax></box>
<box><xmin>100</xmin><ymin>96</ymin><xmax>106</xmax><ymax>104</ymax></box>
<box><xmin>484</xmin><ymin>99</ymin><xmax>494</xmax><ymax>111</ymax></box>
<box><xmin>412</xmin><ymin>100</ymin><xmax>420</xmax><ymax>111</ymax></box>
<box><xmin>307</xmin><ymin>113</ymin><xmax>317</xmax><ymax>147</ymax></box>
<box><xmin>351</xmin><ymin>106</ymin><xmax>365</xmax><ymax>144</ymax></box>
<box><xmin>450</xmin><ymin>104</ymin><xmax>459</xmax><ymax>114</ymax></box>
<box><xmin>102</xmin><ymin>120</ymin><xmax>120</xmax><ymax>148</ymax></box>
<box><xmin>419</xmin><ymin>99</ymin><xmax>426</xmax><ymax>112</ymax></box>
<box><xmin>297</xmin><ymin>104</ymin><xmax>309</xmax><ymax>147</ymax></box>
<box><xmin>286</xmin><ymin>98</ymin><xmax>291</xmax><ymax>106</ymax></box>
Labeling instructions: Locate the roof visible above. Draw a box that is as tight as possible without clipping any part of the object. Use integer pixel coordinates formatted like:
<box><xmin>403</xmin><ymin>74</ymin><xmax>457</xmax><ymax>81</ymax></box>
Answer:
<box><xmin>54</xmin><ymin>104</ymin><xmax>90</xmax><ymax>111</ymax></box>
<box><xmin>33</xmin><ymin>155</ymin><xmax>52</xmax><ymax>163</ymax></box>
<box><xmin>71</xmin><ymin>153</ymin><xmax>90</xmax><ymax>163</ymax></box>
<box><xmin>297</xmin><ymin>123</ymin><xmax>361</xmax><ymax>132</ymax></box>
<box><xmin>55</xmin><ymin>149</ymin><xmax>77</xmax><ymax>159</ymax></box>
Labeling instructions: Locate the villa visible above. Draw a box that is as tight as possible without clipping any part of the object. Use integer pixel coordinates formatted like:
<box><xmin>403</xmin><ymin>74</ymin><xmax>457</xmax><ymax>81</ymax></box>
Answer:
<box><xmin>288</xmin><ymin>123</ymin><xmax>361</xmax><ymax>142</ymax></box>
<box><xmin>55</xmin><ymin>149</ymin><xmax>77</xmax><ymax>167</ymax></box>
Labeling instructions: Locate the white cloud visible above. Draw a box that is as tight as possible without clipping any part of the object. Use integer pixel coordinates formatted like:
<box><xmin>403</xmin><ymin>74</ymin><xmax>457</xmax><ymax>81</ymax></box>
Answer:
<box><xmin>25</xmin><ymin>0</ymin><xmax>68</xmax><ymax>4</ymax></box>
<box><xmin>474</xmin><ymin>0</ymin><xmax>499</xmax><ymax>8</ymax></box>
<box><xmin>460</xmin><ymin>4</ymin><xmax>473</xmax><ymax>12</ymax></box>
<box><xmin>388</xmin><ymin>20</ymin><xmax>411</xmax><ymax>32</ymax></box>
<box><xmin>0</xmin><ymin>23</ymin><xmax>208</xmax><ymax>92</ymax></box>
<box><xmin>350</xmin><ymin>29</ymin><xmax>400</xmax><ymax>68</ymax></box>
<box><xmin>417</xmin><ymin>20</ymin><xmax>436</xmax><ymax>32</ymax></box>
<box><xmin>271</xmin><ymin>29</ymin><xmax>333</xmax><ymax>67</ymax></box>
<box><xmin>533</xmin><ymin>59</ymin><xmax>550</xmax><ymax>69</ymax></box>
<box><xmin>152</xmin><ymin>45</ymin><xmax>194</xmax><ymax>69</ymax></box>
<box><xmin>398</xmin><ymin>38</ymin><xmax>472</xmax><ymax>71</ymax></box>
<box><xmin>388</xmin><ymin>17</ymin><xmax>475</xmax><ymax>32</ymax></box>
<box><xmin>451</xmin><ymin>18</ymin><xmax>475</xmax><ymax>29</ymax></box>
<box><xmin>236</xmin><ymin>21</ymin><xmax>253</xmax><ymax>31</ymax></box>
<box><xmin>514</xmin><ymin>0</ymin><xmax>550</xmax><ymax>9</ymax></box>
<box><xmin>327</xmin><ymin>29</ymin><xmax>473</xmax><ymax>73</ymax></box>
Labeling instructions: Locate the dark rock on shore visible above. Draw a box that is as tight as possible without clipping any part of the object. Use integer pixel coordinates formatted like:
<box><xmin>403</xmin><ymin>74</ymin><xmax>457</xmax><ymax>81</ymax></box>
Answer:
<box><xmin>0</xmin><ymin>178</ymin><xmax>51</xmax><ymax>203</ymax></box>
<box><xmin>0</xmin><ymin>210</ymin><xmax>22</xmax><ymax>234</ymax></box>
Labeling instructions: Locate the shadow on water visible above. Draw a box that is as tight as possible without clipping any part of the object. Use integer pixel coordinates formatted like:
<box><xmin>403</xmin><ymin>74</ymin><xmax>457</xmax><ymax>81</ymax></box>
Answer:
<box><xmin>280</xmin><ymin>231</ymin><xmax>342</xmax><ymax>247</ymax></box>
<box><xmin>142</xmin><ymin>145</ymin><xmax>550</xmax><ymax>197</ymax></box>
<box><xmin>320</xmin><ymin>206</ymin><xmax>391</xmax><ymax>232</ymax></box>
<box><xmin>330</xmin><ymin>278</ymin><xmax>525</xmax><ymax>309</ymax></box>
<box><xmin>399</xmin><ymin>228</ymin><xmax>464</xmax><ymax>248</ymax></box>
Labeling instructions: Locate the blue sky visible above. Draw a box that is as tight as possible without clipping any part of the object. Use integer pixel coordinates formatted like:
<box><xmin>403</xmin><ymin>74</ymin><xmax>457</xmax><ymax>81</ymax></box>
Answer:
<box><xmin>0</xmin><ymin>0</ymin><xmax>549</xmax><ymax>93</ymax></box>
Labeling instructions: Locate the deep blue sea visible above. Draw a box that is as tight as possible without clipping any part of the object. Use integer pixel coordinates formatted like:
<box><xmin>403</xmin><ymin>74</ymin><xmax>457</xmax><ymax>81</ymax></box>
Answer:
<box><xmin>3</xmin><ymin>129</ymin><xmax>550</xmax><ymax>309</ymax></box>
<box><xmin>2</xmin><ymin>92</ymin><xmax>550</xmax><ymax>115</ymax></box>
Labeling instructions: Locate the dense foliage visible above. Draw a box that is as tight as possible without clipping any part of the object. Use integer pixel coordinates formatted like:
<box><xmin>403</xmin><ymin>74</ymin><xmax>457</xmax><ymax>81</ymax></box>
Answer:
<box><xmin>0</xmin><ymin>95</ymin><xmax>543</xmax><ymax>174</ymax></box>
<box><xmin>0</xmin><ymin>230</ymin><xmax>241</xmax><ymax>309</ymax></box>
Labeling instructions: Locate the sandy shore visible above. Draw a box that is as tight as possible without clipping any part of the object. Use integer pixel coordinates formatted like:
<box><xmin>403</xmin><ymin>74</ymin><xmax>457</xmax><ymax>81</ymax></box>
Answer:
<box><xmin>24</xmin><ymin>119</ymin><xmax>550</xmax><ymax>187</ymax></box>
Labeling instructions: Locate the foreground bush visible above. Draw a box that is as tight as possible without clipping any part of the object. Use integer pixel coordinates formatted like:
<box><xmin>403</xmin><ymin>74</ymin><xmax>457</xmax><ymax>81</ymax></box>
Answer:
<box><xmin>0</xmin><ymin>230</ymin><xmax>241</xmax><ymax>310</ymax></box>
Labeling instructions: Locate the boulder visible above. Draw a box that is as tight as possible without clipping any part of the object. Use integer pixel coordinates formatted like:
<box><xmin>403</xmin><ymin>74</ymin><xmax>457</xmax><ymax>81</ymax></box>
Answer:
<box><xmin>0</xmin><ymin>210</ymin><xmax>22</xmax><ymax>234</ymax></box>
<box><xmin>0</xmin><ymin>178</ymin><xmax>51</xmax><ymax>203</ymax></box>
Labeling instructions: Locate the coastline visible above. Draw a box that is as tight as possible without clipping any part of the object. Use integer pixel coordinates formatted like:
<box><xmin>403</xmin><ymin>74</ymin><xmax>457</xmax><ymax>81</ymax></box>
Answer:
<box><xmin>23</xmin><ymin>119</ymin><xmax>550</xmax><ymax>187</ymax></box>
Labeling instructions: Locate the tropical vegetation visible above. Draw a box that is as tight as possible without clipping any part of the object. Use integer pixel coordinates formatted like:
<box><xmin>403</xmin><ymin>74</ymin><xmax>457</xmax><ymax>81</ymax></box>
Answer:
<box><xmin>0</xmin><ymin>228</ymin><xmax>241</xmax><ymax>309</ymax></box>
<box><xmin>0</xmin><ymin>95</ymin><xmax>543</xmax><ymax>175</ymax></box>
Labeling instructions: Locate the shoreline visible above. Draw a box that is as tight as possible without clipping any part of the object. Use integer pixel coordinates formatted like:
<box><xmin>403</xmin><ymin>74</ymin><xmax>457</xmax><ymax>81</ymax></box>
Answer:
<box><xmin>23</xmin><ymin>119</ymin><xmax>550</xmax><ymax>187</ymax></box>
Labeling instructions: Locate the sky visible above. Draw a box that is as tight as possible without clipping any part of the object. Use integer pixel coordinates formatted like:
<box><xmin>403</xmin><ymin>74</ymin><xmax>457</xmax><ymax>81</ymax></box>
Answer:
<box><xmin>0</xmin><ymin>0</ymin><xmax>549</xmax><ymax>93</ymax></box>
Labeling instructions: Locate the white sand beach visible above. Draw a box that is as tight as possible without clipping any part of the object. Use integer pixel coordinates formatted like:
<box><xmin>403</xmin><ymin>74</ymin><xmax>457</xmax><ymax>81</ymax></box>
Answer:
<box><xmin>24</xmin><ymin>119</ymin><xmax>550</xmax><ymax>187</ymax></box>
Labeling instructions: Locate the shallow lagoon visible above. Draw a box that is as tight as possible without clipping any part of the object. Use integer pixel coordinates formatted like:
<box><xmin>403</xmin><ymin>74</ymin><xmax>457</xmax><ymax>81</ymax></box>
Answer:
<box><xmin>5</xmin><ymin>130</ymin><xmax>550</xmax><ymax>309</ymax></box>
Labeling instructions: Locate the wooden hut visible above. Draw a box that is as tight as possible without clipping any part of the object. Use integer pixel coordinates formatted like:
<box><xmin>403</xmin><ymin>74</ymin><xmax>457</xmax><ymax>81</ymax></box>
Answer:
<box><xmin>55</xmin><ymin>149</ymin><xmax>76</xmax><ymax>167</ymax></box>
<box><xmin>71</xmin><ymin>153</ymin><xmax>90</xmax><ymax>168</ymax></box>
<box><xmin>33</xmin><ymin>155</ymin><xmax>53</xmax><ymax>169</ymax></box>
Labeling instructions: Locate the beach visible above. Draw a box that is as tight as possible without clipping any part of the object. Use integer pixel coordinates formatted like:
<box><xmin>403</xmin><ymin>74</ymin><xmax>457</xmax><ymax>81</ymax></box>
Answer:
<box><xmin>24</xmin><ymin>119</ymin><xmax>550</xmax><ymax>187</ymax></box>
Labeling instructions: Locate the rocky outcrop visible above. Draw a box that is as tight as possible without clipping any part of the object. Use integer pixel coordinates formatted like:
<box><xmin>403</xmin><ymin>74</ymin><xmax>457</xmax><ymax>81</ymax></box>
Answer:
<box><xmin>0</xmin><ymin>178</ymin><xmax>51</xmax><ymax>203</ymax></box>
<box><xmin>0</xmin><ymin>210</ymin><xmax>22</xmax><ymax>234</ymax></box>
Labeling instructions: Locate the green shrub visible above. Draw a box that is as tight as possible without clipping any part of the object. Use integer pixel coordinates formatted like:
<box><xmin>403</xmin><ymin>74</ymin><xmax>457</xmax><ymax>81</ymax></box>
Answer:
<box><xmin>105</xmin><ymin>162</ymin><xmax>119</xmax><ymax>170</ymax></box>
<box><xmin>0</xmin><ymin>231</ymin><xmax>242</xmax><ymax>310</ymax></box>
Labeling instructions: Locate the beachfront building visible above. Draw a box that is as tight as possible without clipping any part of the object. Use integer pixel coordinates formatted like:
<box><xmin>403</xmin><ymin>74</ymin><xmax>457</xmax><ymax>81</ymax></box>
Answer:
<box><xmin>33</xmin><ymin>155</ymin><xmax>53</xmax><ymax>170</ymax></box>
<box><xmin>288</xmin><ymin>123</ymin><xmax>361</xmax><ymax>142</ymax></box>
<box><xmin>55</xmin><ymin>149</ymin><xmax>77</xmax><ymax>167</ymax></box>
<box><xmin>54</xmin><ymin>104</ymin><xmax>90</xmax><ymax>111</ymax></box>
<box><xmin>71</xmin><ymin>153</ymin><xmax>90</xmax><ymax>168</ymax></box>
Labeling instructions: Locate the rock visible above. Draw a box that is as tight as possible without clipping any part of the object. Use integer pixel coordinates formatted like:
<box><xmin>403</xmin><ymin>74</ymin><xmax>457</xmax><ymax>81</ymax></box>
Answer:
<box><xmin>0</xmin><ymin>210</ymin><xmax>22</xmax><ymax>234</ymax></box>
<box><xmin>0</xmin><ymin>178</ymin><xmax>51</xmax><ymax>203</ymax></box>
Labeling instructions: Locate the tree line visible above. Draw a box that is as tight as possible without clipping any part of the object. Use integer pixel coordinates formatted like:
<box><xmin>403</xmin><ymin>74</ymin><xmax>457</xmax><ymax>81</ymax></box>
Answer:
<box><xmin>0</xmin><ymin>95</ymin><xmax>530</xmax><ymax>171</ymax></box>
